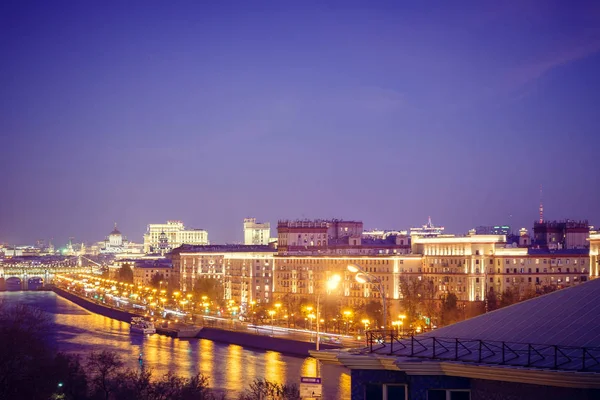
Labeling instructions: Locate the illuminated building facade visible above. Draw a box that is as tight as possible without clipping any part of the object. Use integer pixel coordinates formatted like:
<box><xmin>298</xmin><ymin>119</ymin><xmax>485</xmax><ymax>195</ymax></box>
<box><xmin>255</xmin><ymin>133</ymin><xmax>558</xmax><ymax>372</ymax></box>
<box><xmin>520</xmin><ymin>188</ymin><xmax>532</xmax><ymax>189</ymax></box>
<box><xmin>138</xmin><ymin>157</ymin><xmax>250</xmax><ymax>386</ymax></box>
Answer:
<box><xmin>143</xmin><ymin>220</ymin><xmax>208</xmax><ymax>253</ymax></box>
<box><xmin>273</xmin><ymin>254</ymin><xmax>422</xmax><ymax>310</ymax></box>
<box><xmin>132</xmin><ymin>259</ymin><xmax>173</xmax><ymax>287</ymax></box>
<box><xmin>589</xmin><ymin>233</ymin><xmax>600</xmax><ymax>278</ymax></box>
<box><xmin>171</xmin><ymin>245</ymin><xmax>276</xmax><ymax>307</ymax></box>
<box><xmin>243</xmin><ymin>218</ymin><xmax>271</xmax><ymax>245</ymax></box>
<box><xmin>411</xmin><ymin>235</ymin><xmax>591</xmax><ymax>302</ymax></box>
<box><xmin>170</xmin><ymin>224</ymin><xmax>598</xmax><ymax>314</ymax></box>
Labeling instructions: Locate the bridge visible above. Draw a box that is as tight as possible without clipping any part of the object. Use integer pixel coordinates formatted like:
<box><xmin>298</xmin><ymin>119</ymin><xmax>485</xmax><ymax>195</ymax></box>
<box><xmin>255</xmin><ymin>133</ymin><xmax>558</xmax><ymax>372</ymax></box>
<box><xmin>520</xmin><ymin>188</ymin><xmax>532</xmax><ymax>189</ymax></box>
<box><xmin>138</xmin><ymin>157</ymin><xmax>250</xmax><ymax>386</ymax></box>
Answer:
<box><xmin>0</xmin><ymin>255</ymin><xmax>100</xmax><ymax>290</ymax></box>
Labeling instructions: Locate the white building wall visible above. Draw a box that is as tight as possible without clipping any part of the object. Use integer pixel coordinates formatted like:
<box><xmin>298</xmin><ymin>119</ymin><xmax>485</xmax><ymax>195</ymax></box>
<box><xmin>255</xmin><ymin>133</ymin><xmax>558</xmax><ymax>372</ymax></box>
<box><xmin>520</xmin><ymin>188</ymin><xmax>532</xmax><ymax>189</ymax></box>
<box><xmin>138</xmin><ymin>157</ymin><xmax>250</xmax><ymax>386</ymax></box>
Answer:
<box><xmin>243</xmin><ymin>218</ymin><xmax>271</xmax><ymax>245</ymax></box>
<box><xmin>143</xmin><ymin>221</ymin><xmax>208</xmax><ymax>253</ymax></box>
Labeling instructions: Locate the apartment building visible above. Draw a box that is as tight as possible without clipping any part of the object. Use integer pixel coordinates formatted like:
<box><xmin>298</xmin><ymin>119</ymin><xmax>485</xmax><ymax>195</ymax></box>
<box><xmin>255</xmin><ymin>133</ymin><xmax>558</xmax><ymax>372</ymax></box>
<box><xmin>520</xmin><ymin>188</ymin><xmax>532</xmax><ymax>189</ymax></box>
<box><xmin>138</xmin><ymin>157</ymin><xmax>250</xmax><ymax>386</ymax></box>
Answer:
<box><xmin>273</xmin><ymin>254</ymin><xmax>422</xmax><ymax>309</ymax></box>
<box><xmin>170</xmin><ymin>244</ymin><xmax>276</xmax><ymax>308</ymax></box>
<box><xmin>411</xmin><ymin>234</ymin><xmax>591</xmax><ymax>302</ymax></box>
<box><xmin>169</xmin><ymin>222</ymin><xmax>598</xmax><ymax>317</ymax></box>
<box><xmin>132</xmin><ymin>259</ymin><xmax>173</xmax><ymax>287</ymax></box>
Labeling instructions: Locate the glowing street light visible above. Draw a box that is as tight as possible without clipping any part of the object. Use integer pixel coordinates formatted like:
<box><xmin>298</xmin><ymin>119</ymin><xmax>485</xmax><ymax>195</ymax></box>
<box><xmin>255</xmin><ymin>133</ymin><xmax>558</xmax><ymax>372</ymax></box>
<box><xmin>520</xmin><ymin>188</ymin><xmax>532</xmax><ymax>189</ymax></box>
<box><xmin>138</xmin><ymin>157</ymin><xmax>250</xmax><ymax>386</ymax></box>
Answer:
<box><xmin>362</xmin><ymin>318</ymin><xmax>370</xmax><ymax>332</ymax></box>
<box><xmin>348</xmin><ymin>264</ymin><xmax>387</xmax><ymax>329</ymax></box>
<box><xmin>316</xmin><ymin>274</ymin><xmax>341</xmax><ymax>351</ymax></box>
<box><xmin>268</xmin><ymin>310</ymin><xmax>276</xmax><ymax>334</ymax></box>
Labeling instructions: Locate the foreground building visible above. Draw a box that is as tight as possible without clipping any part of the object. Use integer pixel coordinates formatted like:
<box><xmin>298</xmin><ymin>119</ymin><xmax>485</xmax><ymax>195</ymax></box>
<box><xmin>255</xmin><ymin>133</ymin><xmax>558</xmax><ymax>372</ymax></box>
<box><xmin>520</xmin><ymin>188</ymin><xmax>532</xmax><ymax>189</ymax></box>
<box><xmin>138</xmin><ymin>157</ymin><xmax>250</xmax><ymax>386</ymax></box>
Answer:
<box><xmin>312</xmin><ymin>277</ymin><xmax>600</xmax><ymax>400</ymax></box>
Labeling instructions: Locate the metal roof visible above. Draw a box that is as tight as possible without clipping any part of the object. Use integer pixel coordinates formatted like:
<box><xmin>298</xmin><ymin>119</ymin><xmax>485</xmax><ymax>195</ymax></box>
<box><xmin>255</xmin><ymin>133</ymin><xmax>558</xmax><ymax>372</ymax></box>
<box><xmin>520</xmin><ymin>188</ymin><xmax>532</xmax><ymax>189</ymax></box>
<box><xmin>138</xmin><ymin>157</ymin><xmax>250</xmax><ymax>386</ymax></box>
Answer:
<box><xmin>421</xmin><ymin>278</ymin><xmax>600</xmax><ymax>348</ymax></box>
<box><xmin>361</xmin><ymin>278</ymin><xmax>600</xmax><ymax>372</ymax></box>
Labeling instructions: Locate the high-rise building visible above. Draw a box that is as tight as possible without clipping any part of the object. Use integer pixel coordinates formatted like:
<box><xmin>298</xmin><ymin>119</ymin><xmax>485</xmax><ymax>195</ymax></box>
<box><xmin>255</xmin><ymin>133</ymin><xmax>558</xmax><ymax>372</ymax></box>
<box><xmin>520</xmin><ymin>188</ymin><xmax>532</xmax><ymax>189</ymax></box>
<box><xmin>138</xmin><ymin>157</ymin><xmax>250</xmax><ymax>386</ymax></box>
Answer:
<box><xmin>243</xmin><ymin>218</ymin><xmax>271</xmax><ymax>245</ymax></box>
<box><xmin>143</xmin><ymin>220</ymin><xmax>208</xmax><ymax>254</ymax></box>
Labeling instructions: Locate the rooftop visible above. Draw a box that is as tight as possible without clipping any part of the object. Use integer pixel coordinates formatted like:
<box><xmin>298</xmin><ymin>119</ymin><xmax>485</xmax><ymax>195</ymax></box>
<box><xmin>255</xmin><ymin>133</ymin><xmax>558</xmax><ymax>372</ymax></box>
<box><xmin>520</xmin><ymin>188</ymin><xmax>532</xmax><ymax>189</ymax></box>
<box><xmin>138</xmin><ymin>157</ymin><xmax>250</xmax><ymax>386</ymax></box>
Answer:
<box><xmin>171</xmin><ymin>244</ymin><xmax>275</xmax><ymax>254</ymax></box>
<box><xmin>528</xmin><ymin>248</ymin><xmax>589</xmax><ymax>255</ymax></box>
<box><xmin>315</xmin><ymin>278</ymin><xmax>600</xmax><ymax>374</ymax></box>
<box><xmin>419</xmin><ymin>278</ymin><xmax>600</xmax><ymax>348</ymax></box>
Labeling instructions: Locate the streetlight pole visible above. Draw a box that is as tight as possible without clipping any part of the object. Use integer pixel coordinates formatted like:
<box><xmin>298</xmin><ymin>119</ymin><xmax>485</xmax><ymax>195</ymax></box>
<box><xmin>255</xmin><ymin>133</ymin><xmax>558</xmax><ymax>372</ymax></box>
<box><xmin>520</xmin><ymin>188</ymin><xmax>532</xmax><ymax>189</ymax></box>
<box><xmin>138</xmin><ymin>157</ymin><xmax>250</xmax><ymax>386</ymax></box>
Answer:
<box><xmin>347</xmin><ymin>264</ymin><xmax>387</xmax><ymax>329</ymax></box>
<box><xmin>316</xmin><ymin>293</ymin><xmax>322</xmax><ymax>351</ymax></box>
<box><xmin>315</xmin><ymin>274</ymin><xmax>341</xmax><ymax>351</ymax></box>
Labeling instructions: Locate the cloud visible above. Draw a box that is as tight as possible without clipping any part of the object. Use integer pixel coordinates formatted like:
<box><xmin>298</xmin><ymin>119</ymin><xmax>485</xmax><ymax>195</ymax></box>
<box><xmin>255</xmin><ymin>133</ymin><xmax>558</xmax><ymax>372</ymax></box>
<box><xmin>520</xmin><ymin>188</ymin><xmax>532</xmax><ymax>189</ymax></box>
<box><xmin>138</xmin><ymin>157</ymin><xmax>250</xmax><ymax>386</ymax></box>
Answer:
<box><xmin>506</xmin><ymin>38</ymin><xmax>600</xmax><ymax>91</ymax></box>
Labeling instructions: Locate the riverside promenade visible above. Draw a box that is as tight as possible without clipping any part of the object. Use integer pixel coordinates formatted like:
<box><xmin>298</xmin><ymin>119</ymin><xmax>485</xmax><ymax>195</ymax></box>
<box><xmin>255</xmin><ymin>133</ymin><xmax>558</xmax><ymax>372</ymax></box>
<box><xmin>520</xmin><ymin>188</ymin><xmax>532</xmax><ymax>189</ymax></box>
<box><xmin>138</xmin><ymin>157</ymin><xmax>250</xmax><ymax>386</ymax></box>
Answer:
<box><xmin>52</xmin><ymin>285</ymin><xmax>360</xmax><ymax>357</ymax></box>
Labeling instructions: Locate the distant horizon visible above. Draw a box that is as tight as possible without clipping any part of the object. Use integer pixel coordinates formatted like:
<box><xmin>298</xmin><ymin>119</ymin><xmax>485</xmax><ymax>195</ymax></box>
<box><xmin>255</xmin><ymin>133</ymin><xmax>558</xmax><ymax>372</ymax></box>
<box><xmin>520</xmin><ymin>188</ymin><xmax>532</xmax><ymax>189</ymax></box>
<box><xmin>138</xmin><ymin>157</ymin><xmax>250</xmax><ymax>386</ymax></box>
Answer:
<box><xmin>2</xmin><ymin>1</ymin><xmax>599</xmax><ymax>247</ymax></box>
<box><xmin>2</xmin><ymin>211</ymin><xmax>596</xmax><ymax>248</ymax></box>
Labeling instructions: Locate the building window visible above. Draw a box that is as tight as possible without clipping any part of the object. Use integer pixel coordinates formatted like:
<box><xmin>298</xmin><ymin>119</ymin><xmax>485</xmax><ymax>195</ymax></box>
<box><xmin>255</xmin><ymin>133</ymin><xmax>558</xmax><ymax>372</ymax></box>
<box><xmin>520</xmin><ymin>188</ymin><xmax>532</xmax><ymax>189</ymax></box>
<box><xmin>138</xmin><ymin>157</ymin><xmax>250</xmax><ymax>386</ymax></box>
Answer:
<box><xmin>428</xmin><ymin>389</ymin><xmax>470</xmax><ymax>400</ymax></box>
<box><xmin>384</xmin><ymin>384</ymin><xmax>407</xmax><ymax>400</ymax></box>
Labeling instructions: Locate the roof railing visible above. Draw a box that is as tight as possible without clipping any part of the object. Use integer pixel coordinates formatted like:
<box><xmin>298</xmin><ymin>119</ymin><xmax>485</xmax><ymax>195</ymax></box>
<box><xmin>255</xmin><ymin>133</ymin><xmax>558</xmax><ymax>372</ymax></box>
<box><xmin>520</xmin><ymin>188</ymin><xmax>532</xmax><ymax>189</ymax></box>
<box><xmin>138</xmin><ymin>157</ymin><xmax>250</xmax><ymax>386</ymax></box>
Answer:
<box><xmin>364</xmin><ymin>330</ymin><xmax>600</xmax><ymax>372</ymax></box>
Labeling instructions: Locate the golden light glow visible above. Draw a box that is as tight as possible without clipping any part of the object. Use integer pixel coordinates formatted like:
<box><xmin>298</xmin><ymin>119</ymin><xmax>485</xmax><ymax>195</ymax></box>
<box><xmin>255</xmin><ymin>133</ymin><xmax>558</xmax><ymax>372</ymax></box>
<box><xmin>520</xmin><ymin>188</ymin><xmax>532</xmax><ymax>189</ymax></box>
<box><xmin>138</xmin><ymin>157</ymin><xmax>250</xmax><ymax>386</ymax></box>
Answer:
<box><xmin>347</xmin><ymin>264</ymin><xmax>359</xmax><ymax>273</ymax></box>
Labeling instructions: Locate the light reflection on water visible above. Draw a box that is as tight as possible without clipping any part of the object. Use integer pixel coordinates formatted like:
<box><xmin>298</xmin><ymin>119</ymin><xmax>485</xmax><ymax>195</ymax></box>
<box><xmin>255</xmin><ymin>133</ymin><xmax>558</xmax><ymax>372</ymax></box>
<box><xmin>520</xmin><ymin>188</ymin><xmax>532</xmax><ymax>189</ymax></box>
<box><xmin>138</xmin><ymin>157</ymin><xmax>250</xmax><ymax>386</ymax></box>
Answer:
<box><xmin>0</xmin><ymin>291</ymin><xmax>350</xmax><ymax>399</ymax></box>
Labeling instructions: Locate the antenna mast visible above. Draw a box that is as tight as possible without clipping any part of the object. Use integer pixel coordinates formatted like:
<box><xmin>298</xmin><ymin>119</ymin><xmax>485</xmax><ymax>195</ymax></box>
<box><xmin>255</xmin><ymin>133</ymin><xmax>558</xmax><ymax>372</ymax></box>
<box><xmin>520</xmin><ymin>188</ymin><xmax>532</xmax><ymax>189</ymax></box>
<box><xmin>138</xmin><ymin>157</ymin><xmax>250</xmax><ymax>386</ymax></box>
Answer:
<box><xmin>539</xmin><ymin>185</ymin><xmax>544</xmax><ymax>223</ymax></box>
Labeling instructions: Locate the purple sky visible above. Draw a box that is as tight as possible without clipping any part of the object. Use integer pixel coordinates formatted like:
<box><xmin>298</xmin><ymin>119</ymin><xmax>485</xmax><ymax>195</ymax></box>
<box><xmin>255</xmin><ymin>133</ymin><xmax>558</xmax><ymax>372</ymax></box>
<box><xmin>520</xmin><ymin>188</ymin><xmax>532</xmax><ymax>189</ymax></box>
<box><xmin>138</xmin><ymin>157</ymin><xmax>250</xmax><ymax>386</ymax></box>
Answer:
<box><xmin>1</xmin><ymin>0</ymin><xmax>599</xmax><ymax>246</ymax></box>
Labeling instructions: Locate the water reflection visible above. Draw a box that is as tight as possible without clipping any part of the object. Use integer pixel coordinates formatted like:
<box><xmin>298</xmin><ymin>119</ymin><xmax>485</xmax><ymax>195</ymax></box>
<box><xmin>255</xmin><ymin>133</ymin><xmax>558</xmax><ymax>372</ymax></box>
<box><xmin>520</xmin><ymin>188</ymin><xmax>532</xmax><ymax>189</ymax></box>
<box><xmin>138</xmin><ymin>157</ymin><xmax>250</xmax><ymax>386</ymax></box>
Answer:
<box><xmin>226</xmin><ymin>345</ymin><xmax>243</xmax><ymax>391</ymax></box>
<box><xmin>0</xmin><ymin>292</ymin><xmax>350</xmax><ymax>399</ymax></box>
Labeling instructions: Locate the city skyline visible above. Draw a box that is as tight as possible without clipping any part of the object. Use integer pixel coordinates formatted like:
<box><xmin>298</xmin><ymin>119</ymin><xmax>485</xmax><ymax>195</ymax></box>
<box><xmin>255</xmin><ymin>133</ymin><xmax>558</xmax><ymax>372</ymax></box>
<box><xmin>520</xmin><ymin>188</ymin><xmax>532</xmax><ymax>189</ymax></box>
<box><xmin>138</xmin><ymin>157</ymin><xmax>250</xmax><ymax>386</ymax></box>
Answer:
<box><xmin>1</xmin><ymin>209</ymin><xmax>596</xmax><ymax>248</ymax></box>
<box><xmin>2</xmin><ymin>1</ymin><xmax>600</xmax><ymax>245</ymax></box>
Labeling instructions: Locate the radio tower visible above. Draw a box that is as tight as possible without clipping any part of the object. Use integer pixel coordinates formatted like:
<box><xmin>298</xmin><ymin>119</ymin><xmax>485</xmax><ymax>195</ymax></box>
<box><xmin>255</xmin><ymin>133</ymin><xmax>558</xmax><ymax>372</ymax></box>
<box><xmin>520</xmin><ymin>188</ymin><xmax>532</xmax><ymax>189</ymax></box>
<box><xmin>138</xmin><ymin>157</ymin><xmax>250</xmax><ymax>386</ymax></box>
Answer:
<box><xmin>539</xmin><ymin>184</ymin><xmax>544</xmax><ymax>223</ymax></box>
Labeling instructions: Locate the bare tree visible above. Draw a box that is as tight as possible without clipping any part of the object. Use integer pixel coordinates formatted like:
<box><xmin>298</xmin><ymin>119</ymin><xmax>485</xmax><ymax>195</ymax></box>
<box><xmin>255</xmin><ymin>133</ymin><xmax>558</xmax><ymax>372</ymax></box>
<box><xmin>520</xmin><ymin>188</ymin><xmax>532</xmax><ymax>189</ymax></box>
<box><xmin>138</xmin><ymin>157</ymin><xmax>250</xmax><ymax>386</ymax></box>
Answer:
<box><xmin>87</xmin><ymin>351</ymin><xmax>124</xmax><ymax>400</ymax></box>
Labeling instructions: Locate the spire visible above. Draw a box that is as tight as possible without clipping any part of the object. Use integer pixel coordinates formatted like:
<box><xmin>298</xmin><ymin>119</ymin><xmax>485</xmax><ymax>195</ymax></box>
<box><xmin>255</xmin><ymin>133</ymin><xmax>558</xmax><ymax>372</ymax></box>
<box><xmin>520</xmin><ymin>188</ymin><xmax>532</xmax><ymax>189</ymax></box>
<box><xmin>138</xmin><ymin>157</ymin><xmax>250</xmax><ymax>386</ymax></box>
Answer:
<box><xmin>427</xmin><ymin>216</ymin><xmax>433</xmax><ymax>228</ymax></box>
<box><xmin>539</xmin><ymin>184</ymin><xmax>544</xmax><ymax>223</ymax></box>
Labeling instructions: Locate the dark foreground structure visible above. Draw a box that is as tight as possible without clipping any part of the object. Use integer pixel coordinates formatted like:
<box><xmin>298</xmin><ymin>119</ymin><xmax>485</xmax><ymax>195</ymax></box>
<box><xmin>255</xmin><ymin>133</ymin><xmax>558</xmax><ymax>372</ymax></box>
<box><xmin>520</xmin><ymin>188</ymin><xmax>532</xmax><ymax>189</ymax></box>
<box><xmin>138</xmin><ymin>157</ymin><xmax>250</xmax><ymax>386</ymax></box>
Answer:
<box><xmin>312</xmin><ymin>278</ymin><xmax>600</xmax><ymax>400</ymax></box>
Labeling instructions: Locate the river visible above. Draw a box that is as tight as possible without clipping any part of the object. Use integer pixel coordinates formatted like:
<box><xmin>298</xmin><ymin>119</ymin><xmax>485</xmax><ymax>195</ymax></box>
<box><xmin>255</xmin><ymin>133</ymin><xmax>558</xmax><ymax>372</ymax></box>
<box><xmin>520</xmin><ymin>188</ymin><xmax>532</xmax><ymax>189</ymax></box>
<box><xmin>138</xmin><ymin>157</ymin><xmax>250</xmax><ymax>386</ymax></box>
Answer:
<box><xmin>0</xmin><ymin>291</ymin><xmax>350</xmax><ymax>399</ymax></box>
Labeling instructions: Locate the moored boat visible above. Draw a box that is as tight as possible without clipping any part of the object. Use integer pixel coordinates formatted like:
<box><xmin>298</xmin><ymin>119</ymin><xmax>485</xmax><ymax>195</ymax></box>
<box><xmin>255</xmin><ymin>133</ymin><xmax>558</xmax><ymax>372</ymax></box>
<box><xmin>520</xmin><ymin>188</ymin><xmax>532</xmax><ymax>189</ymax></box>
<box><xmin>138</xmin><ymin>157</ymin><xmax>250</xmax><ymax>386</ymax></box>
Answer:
<box><xmin>130</xmin><ymin>317</ymin><xmax>156</xmax><ymax>335</ymax></box>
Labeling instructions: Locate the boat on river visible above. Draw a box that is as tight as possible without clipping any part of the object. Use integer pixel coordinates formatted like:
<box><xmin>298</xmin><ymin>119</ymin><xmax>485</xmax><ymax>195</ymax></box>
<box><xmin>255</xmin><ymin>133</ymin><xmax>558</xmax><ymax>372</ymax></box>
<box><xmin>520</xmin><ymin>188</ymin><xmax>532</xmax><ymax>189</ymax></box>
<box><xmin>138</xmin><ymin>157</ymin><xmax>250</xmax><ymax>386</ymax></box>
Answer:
<box><xmin>130</xmin><ymin>317</ymin><xmax>156</xmax><ymax>335</ymax></box>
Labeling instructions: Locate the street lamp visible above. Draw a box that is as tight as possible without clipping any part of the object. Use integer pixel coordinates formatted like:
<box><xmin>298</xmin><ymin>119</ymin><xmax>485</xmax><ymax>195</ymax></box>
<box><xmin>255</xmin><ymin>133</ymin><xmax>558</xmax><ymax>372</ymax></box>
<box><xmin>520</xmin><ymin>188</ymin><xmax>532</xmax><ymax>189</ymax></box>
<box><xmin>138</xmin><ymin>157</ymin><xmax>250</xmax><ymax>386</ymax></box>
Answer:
<box><xmin>316</xmin><ymin>274</ymin><xmax>341</xmax><ymax>351</ymax></box>
<box><xmin>274</xmin><ymin>302</ymin><xmax>282</xmax><ymax>326</ymax></box>
<box><xmin>268</xmin><ymin>310</ymin><xmax>276</xmax><ymax>334</ymax></box>
<box><xmin>343</xmin><ymin>310</ymin><xmax>352</xmax><ymax>334</ymax></box>
<box><xmin>398</xmin><ymin>314</ymin><xmax>406</xmax><ymax>336</ymax></box>
<box><xmin>348</xmin><ymin>264</ymin><xmax>387</xmax><ymax>329</ymax></box>
<box><xmin>362</xmin><ymin>318</ymin><xmax>370</xmax><ymax>333</ymax></box>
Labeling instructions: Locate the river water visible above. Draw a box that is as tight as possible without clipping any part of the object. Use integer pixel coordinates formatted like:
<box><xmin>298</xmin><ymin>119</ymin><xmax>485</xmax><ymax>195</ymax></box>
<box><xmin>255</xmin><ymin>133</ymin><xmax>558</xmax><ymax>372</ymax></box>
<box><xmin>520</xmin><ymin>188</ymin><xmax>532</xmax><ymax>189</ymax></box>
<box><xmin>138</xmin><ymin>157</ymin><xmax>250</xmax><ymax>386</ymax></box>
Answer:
<box><xmin>0</xmin><ymin>291</ymin><xmax>350</xmax><ymax>399</ymax></box>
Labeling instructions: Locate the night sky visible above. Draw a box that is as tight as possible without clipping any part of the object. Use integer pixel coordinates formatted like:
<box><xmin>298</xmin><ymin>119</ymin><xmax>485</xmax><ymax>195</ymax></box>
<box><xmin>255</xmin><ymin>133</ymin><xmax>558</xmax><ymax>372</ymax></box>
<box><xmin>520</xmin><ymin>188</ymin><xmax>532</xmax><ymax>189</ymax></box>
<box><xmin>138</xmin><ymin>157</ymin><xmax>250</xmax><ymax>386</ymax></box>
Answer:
<box><xmin>2</xmin><ymin>1</ymin><xmax>599</xmax><ymax>246</ymax></box>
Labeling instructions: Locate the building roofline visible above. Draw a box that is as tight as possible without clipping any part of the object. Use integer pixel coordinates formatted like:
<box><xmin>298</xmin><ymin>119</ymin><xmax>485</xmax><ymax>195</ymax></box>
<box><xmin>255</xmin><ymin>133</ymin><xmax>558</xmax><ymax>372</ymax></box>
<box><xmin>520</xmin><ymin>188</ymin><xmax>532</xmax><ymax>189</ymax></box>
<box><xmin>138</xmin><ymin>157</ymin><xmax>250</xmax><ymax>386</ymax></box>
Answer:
<box><xmin>311</xmin><ymin>351</ymin><xmax>600</xmax><ymax>389</ymax></box>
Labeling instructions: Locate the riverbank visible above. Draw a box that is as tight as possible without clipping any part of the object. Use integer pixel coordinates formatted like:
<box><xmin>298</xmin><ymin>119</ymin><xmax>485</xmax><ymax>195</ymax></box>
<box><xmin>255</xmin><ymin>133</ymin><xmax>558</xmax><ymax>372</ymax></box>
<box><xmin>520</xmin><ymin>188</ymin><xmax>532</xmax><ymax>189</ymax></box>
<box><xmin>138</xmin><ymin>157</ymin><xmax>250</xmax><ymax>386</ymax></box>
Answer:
<box><xmin>52</xmin><ymin>286</ymin><xmax>341</xmax><ymax>357</ymax></box>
